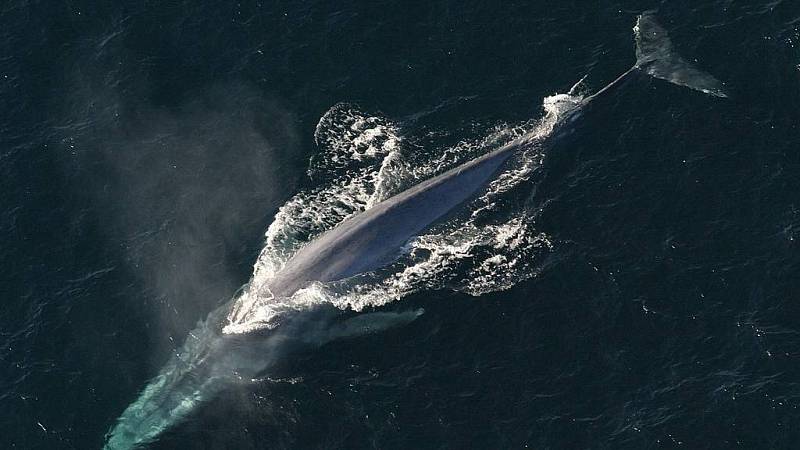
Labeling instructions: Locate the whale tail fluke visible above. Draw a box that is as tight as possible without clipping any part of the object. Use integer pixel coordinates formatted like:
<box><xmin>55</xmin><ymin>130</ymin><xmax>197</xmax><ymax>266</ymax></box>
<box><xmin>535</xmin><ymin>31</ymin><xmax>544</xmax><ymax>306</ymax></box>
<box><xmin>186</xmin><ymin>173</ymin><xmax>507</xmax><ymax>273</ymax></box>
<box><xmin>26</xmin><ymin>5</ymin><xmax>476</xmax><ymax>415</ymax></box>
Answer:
<box><xmin>634</xmin><ymin>12</ymin><xmax>728</xmax><ymax>98</ymax></box>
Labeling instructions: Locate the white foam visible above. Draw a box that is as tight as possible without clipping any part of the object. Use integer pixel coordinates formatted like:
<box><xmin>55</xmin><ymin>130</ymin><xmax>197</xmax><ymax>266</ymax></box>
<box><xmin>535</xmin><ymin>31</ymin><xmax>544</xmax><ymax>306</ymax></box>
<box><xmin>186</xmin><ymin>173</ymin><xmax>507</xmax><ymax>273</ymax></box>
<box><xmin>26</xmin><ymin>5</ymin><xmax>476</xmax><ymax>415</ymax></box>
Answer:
<box><xmin>224</xmin><ymin>90</ymin><xmax>582</xmax><ymax>333</ymax></box>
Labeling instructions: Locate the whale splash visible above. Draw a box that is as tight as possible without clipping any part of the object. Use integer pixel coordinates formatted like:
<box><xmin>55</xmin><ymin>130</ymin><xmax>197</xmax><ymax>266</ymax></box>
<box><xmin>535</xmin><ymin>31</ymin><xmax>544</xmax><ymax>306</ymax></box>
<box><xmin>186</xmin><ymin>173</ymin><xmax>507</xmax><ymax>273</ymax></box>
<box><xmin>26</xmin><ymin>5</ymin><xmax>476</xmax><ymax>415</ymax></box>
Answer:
<box><xmin>222</xmin><ymin>95</ymin><xmax>572</xmax><ymax>335</ymax></box>
<box><xmin>104</xmin><ymin>14</ymin><xmax>727</xmax><ymax>449</ymax></box>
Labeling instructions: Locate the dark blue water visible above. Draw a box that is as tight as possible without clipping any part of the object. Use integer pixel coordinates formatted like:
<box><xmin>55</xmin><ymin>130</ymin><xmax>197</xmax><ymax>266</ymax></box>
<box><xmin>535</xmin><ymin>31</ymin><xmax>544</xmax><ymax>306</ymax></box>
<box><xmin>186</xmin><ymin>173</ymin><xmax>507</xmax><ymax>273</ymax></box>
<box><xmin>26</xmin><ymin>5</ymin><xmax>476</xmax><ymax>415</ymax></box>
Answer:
<box><xmin>3</xmin><ymin>1</ymin><xmax>800</xmax><ymax>448</ymax></box>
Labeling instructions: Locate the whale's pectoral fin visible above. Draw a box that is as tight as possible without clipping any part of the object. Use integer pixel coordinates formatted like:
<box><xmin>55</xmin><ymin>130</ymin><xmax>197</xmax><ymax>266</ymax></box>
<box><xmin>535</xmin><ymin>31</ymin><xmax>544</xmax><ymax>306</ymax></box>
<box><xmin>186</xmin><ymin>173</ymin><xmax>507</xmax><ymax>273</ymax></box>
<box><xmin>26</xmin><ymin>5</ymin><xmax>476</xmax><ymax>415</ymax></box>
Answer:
<box><xmin>634</xmin><ymin>11</ymin><xmax>728</xmax><ymax>98</ymax></box>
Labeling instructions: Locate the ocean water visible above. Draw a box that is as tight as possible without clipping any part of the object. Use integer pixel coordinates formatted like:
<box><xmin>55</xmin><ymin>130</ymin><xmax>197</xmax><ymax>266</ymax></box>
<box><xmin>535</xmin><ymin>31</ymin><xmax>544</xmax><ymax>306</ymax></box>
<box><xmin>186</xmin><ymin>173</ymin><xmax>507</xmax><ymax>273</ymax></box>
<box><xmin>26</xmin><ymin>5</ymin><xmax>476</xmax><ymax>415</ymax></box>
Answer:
<box><xmin>2</xmin><ymin>1</ymin><xmax>800</xmax><ymax>449</ymax></box>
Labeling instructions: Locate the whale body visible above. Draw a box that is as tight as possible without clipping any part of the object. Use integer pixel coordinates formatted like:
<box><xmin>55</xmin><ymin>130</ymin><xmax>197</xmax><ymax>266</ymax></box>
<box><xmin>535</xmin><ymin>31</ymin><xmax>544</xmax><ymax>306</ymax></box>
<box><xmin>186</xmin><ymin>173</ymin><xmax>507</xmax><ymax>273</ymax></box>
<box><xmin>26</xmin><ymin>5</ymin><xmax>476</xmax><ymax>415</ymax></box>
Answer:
<box><xmin>105</xmin><ymin>13</ymin><xmax>727</xmax><ymax>449</ymax></box>
<box><xmin>258</xmin><ymin>12</ymin><xmax>728</xmax><ymax>302</ymax></box>
<box><xmin>265</xmin><ymin>17</ymin><xmax>727</xmax><ymax>301</ymax></box>
<box><xmin>269</xmin><ymin>131</ymin><xmax>527</xmax><ymax>297</ymax></box>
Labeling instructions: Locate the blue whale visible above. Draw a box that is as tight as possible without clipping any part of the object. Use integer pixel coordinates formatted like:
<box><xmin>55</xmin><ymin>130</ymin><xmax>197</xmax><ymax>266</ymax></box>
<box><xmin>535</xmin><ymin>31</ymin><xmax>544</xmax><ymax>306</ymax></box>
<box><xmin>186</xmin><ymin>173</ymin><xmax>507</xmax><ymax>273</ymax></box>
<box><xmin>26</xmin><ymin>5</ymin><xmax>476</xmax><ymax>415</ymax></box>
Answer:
<box><xmin>104</xmin><ymin>13</ymin><xmax>726</xmax><ymax>449</ymax></box>
<box><xmin>265</xmin><ymin>12</ymin><xmax>727</xmax><ymax>300</ymax></box>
